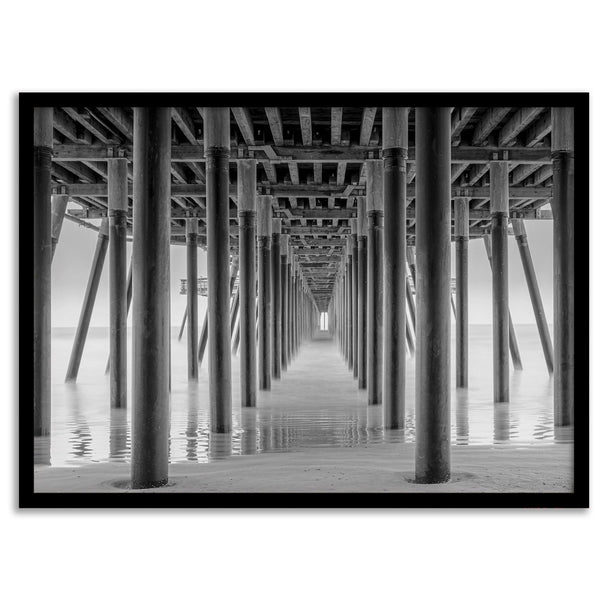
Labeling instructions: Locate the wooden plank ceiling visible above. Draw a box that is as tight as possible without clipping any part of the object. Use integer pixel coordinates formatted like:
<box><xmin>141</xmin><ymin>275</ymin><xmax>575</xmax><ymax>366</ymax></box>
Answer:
<box><xmin>50</xmin><ymin>106</ymin><xmax>554</xmax><ymax>310</ymax></box>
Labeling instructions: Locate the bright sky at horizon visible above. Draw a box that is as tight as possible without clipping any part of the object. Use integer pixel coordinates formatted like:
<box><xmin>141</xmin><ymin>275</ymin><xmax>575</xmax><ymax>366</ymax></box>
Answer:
<box><xmin>51</xmin><ymin>213</ymin><xmax>554</xmax><ymax>329</ymax></box>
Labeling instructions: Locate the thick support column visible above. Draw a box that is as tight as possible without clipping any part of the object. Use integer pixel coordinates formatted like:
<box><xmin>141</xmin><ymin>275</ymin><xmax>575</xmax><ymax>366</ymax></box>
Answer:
<box><xmin>415</xmin><ymin>107</ymin><xmax>452</xmax><ymax>484</ymax></box>
<box><xmin>351</xmin><ymin>222</ymin><xmax>359</xmax><ymax>379</ymax></box>
<box><xmin>512</xmin><ymin>219</ymin><xmax>554</xmax><ymax>374</ymax></box>
<box><xmin>383</xmin><ymin>107</ymin><xmax>408</xmax><ymax>429</ymax></box>
<box><xmin>198</xmin><ymin>258</ymin><xmax>238</xmax><ymax>366</ymax></box>
<box><xmin>490</xmin><ymin>162</ymin><xmax>510</xmax><ymax>403</ymax></box>
<box><xmin>357</xmin><ymin>197</ymin><xmax>368</xmax><ymax>389</ymax></box>
<box><xmin>286</xmin><ymin>249</ymin><xmax>293</xmax><ymax>364</ymax></box>
<box><xmin>105</xmin><ymin>256</ymin><xmax>133</xmax><ymax>374</ymax></box>
<box><xmin>108</xmin><ymin>158</ymin><xmax>128</xmax><ymax>408</ymax></box>
<box><xmin>552</xmin><ymin>107</ymin><xmax>574</xmax><ymax>426</ymax></box>
<box><xmin>257</xmin><ymin>195</ymin><xmax>272</xmax><ymax>390</ymax></box>
<box><xmin>65</xmin><ymin>218</ymin><xmax>109</xmax><ymax>382</ymax></box>
<box><xmin>281</xmin><ymin>234</ymin><xmax>289</xmax><ymax>371</ymax></box>
<box><xmin>483</xmin><ymin>235</ymin><xmax>522</xmax><ymax>370</ymax></box>
<box><xmin>238</xmin><ymin>159</ymin><xmax>257</xmax><ymax>407</ymax></box>
<box><xmin>186</xmin><ymin>218</ymin><xmax>199</xmax><ymax>380</ymax></box>
<box><xmin>131</xmin><ymin>107</ymin><xmax>171</xmax><ymax>489</ymax></box>
<box><xmin>205</xmin><ymin>107</ymin><xmax>232</xmax><ymax>433</ymax></box>
<box><xmin>271</xmin><ymin>218</ymin><xmax>282</xmax><ymax>379</ymax></box>
<box><xmin>366</xmin><ymin>161</ymin><xmax>384</xmax><ymax>405</ymax></box>
<box><xmin>346</xmin><ymin>237</ymin><xmax>354</xmax><ymax>370</ymax></box>
<box><xmin>455</xmin><ymin>197</ymin><xmax>469</xmax><ymax>388</ymax></box>
<box><xmin>33</xmin><ymin>107</ymin><xmax>53</xmax><ymax>437</ymax></box>
<box><xmin>51</xmin><ymin>194</ymin><xmax>69</xmax><ymax>260</ymax></box>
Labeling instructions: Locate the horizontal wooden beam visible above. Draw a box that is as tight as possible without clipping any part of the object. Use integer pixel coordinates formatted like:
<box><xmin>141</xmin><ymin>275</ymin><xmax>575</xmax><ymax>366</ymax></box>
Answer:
<box><xmin>51</xmin><ymin>143</ymin><xmax>552</xmax><ymax>164</ymax></box>
<box><xmin>67</xmin><ymin>206</ymin><xmax>551</xmax><ymax>222</ymax></box>
<box><xmin>54</xmin><ymin>181</ymin><xmax>553</xmax><ymax>200</ymax></box>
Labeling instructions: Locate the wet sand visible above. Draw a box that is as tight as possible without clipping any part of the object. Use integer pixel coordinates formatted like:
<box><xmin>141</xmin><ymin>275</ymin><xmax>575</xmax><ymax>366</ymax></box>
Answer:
<box><xmin>35</xmin><ymin>442</ymin><xmax>573</xmax><ymax>493</ymax></box>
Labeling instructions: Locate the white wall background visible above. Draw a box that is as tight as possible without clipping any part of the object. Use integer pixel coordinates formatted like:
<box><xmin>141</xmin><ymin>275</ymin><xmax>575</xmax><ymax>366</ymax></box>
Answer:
<box><xmin>3</xmin><ymin>3</ymin><xmax>597</xmax><ymax>600</ymax></box>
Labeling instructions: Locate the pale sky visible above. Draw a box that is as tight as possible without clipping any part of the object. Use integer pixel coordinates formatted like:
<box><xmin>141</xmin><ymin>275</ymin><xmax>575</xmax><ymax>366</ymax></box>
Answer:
<box><xmin>51</xmin><ymin>210</ymin><xmax>554</xmax><ymax>328</ymax></box>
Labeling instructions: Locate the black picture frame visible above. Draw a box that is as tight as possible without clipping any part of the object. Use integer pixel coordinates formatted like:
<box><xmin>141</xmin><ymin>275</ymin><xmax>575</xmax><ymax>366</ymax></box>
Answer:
<box><xmin>19</xmin><ymin>92</ymin><xmax>589</xmax><ymax>509</ymax></box>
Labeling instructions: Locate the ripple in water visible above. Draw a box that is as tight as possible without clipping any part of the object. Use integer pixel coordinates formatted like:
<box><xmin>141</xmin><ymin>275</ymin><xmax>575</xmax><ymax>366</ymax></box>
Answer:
<box><xmin>35</xmin><ymin>325</ymin><xmax>572</xmax><ymax>467</ymax></box>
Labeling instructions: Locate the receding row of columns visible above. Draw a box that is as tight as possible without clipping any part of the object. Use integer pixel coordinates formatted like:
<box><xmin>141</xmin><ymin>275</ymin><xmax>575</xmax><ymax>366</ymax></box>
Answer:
<box><xmin>329</xmin><ymin>106</ymin><xmax>573</xmax><ymax>483</ymax></box>
<box><xmin>33</xmin><ymin>106</ymin><xmax>574</xmax><ymax>488</ymax></box>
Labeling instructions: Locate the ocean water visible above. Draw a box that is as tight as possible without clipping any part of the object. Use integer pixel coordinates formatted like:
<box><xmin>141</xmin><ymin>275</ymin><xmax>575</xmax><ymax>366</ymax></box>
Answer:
<box><xmin>35</xmin><ymin>324</ymin><xmax>570</xmax><ymax>467</ymax></box>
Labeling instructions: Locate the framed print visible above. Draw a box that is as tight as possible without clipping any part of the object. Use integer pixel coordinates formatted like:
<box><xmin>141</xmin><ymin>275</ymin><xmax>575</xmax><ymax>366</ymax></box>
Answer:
<box><xmin>20</xmin><ymin>92</ymin><xmax>589</xmax><ymax>508</ymax></box>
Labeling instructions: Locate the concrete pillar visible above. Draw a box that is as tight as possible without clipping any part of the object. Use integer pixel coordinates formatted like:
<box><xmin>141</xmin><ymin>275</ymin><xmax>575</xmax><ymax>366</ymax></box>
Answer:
<box><xmin>286</xmin><ymin>248</ymin><xmax>293</xmax><ymax>364</ymax></box>
<box><xmin>33</xmin><ymin>107</ymin><xmax>53</xmax><ymax>437</ymax></box>
<box><xmin>366</xmin><ymin>161</ymin><xmax>384</xmax><ymax>405</ymax></box>
<box><xmin>186</xmin><ymin>218</ymin><xmax>199</xmax><ymax>380</ymax></box>
<box><xmin>205</xmin><ymin>107</ymin><xmax>232</xmax><ymax>433</ymax></box>
<box><xmin>105</xmin><ymin>257</ymin><xmax>133</xmax><ymax>375</ymax></box>
<box><xmin>490</xmin><ymin>162</ymin><xmax>510</xmax><ymax>403</ymax></box>
<box><xmin>454</xmin><ymin>197</ymin><xmax>469</xmax><ymax>387</ymax></box>
<box><xmin>108</xmin><ymin>158</ymin><xmax>128</xmax><ymax>408</ymax></box>
<box><xmin>512</xmin><ymin>219</ymin><xmax>554</xmax><ymax>374</ymax></box>
<box><xmin>65</xmin><ymin>218</ymin><xmax>109</xmax><ymax>382</ymax></box>
<box><xmin>415</xmin><ymin>107</ymin><xmax>451</xmax><ymax>484</ymax></box>
<box><xmin>281</xmin><ymin>234</ymin><xmax>289</xmax><ymax>371</ymax></box>
<box><xmin>131</xmin><ymin>107</ymin><xmax>171</xmax><ymax>489</ymax></box>
<box><xmin>351</xmin><ymin>221</ymin><xmax>359</xmax><ymax>379</ymax></box>
<box><xmin>51</xmin><ymin>194</ymin><xmax>69</xmax><ymax>260</ymax></box>
<box><xmin>272</xmin><ymin>218</ymin><xmax>282</xmax><ymax>379</ymax></box>
<box><xmin>551</xmin><ymin>107</ymin><xmax>574</xmax><ymax>426</ymax></box>
<box><xmin>257</xmin><ymin>195</ymin><xmax>272</xmax><ymax>389</ymax></box>
<box><xmin>238</xmin><ymin>159</ymin><xmax>257</xmax><ymax>407</ymax></box>
<box><xmin>346</xmin><ymin>236</ymin><xmax>354</xmax><ymax>370</ymax></box>
<box><xmin>356</xmin><ymin>197</ymin><xmax>368</xmax><ymax>389</ymax></box>
<box><xmin>383</xmin><ymin>107</ymin><xmax>408</xmax><ymax>429</ymax></box>
<box><xmin>198</xmin><ymin>257</ymin><xmax>238</xmax><ymax>366</ymax></box>
<box><xmin>483</xmin><ymin>234</ymin><xmax>523</xmax><ymax>370</ymax></box>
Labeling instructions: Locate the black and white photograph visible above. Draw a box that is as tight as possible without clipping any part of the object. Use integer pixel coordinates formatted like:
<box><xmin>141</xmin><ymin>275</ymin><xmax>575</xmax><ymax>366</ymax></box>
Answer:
<box><xmin>4</xmin><ymin>3</ymin><xmax>598</xmax><ymax>598</ymax></box>
<box><xmin>20</xmin><ymin>94</ymin><xmax>588</xmax><ymax>507</ymax></box>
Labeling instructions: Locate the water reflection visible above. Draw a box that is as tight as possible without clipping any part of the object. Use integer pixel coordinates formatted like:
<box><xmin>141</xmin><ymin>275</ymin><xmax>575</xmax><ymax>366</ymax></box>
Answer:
<box><xmin>109</xmin><ymin>408</ymin><xmax>129</xmax><ymax>461</ymax></box>
<box><xmin>554</xmin><ymin>425</ymin><xmax>574</xmax><ymax>443</ymax></box>
<box><xmin>42</xmin><ymin>325</ymin><xmax>567</xmax><ymax>468</ymax></box>
<box><xmin>185</xmin><ymin>386</ymin><xmax>200</xmax><ymax>462</ymax></box>
<box><xmin>455</xmin><ymin>389</ymin><xmax>470</xmax><ymax>445</ymax></box>
<box><xmin>209</xmin><ymin>432</ymin><xmax>232</xmax><ymax>459</ymax></box>
<box><xmin>493</xmin><ymin>403</ymin><xmax>510</xmax><ymax>444</ymax></box>
<box><xmin>241</xmin><ymin>409</ymin><xmax>257</xmax><ymax>454</ymax></box>
<box><xmin>34</xmin><ymin>435</ymin><xmax>51</xmax><ymax>466</ymax></box>
<box><xmin>65</xmin><ymin>384</ymin><xmax>93</xmax><ymax>460</ymax></box>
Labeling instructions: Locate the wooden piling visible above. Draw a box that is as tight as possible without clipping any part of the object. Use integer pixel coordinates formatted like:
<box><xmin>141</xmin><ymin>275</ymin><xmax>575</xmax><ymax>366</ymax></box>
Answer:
<box><xmin>490</xmin><ymin>162</ymin><xmax>510</xmax><ymax>403</ymax></box>
<box><xmin>205</xmin><ymin>107</ymin><xmax>232</xmax><ymax>433</ymax></box>
<box><xmin>383</xmin><ymin>107</ymin><xmax>408</xmax><ymax>429</ymax></box>
<box><xmin>186</xmin><ymin>218</ymin><xmax>199</xmax><ymax>380</ymax></box>
<box><xmin>258</xmin><ymin>195</ymin><xmax>272</xmax><ymax>390</ymax></box>
<box><xmin>33</xmin><ymin>107</ymin><xmax>53</xmax><ymax>437</ymax></box>
<box><xmin>131</xmin><ymin>107</ymin><xmax>171</xmax><ymax>489</ymax></box>
<box><xmin>281</xmin><ymin>233</ymin><xmax>289</xmax><ymax>372</ymax></box>
<box><xmin>351</xmin><ymin>221</ymin><xmax>359</xmax><ymax>379</ymax></box>
<box><xmin>415</xmin><ymin>107</ymin><xmax>451</xmax><ymax>484</ymax></box>
<box><xmin>346</xmin><ymin>236</ymin><xmax>354</xmax><ymax>370</ymax></box>
<box><xmin>272</xmin><ymin>218</ymin><xmax>282</xmax><ymax>379</ymax></box>
<box><xmin>483</xmin><ymin>234</ymin><xmax>523</xmax><ymax>370</ymax></box>
<box><xmin>366</xmin><ymin>161</ymin><xmax>384</xmax><ymax>405</ymax></box>
<box><xmin>51</xmin><ymin>194</ymin><xmax>69</xmax><ymax>260</ymax></box>
<box><xmin>238</xmin><ymin>159</ymin><xmax>257</xmax><ymax>407</ymax></box>
<box><xmin>108</xmin><ymin>158</ymin><xmax>128</xmax><ymax>407</ymax></box>
<box><xmin>454</xmin><ymin>197</ymin><xmax>469</xmax><ymax>387</ymax></box>
<box><xmin>551</xmin><ymin>107</ymin><xmax>574</xmax><ymax>426</ymax></box>
<box><xmin>357</xmin><ymin>197</ymin><xmax>367</xmax><ymax>389</ymax></box>
<box><xmin>65</xmin><ymin>218</ymin><xmax>109</xmax><ymax>382</ymax></box>
<box><xmin>512</xmin><ymin>219</ymin><xmax>554</xmax><ymax>374</ymax></box>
